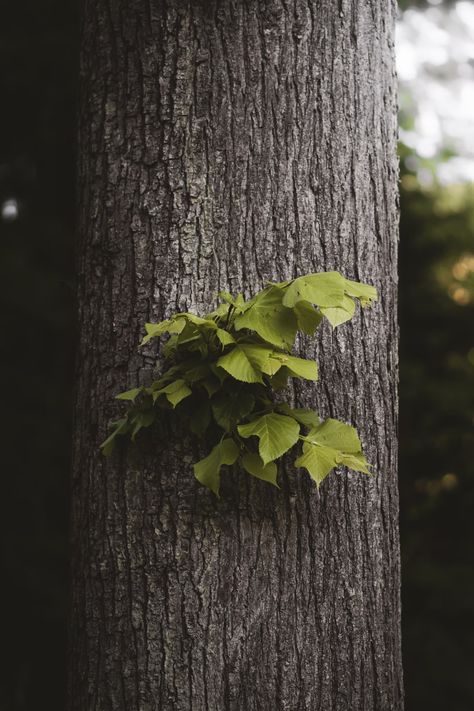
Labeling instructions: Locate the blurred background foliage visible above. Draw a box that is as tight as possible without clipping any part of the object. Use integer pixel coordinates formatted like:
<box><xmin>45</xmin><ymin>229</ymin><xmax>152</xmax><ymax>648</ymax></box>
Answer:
<box><xmin>0</xmin><ymin>1</ymin><xmax>472</xmax><ymax>710</ymax></box>
<box><xmin>399</xmin><ymin>160</ymin><xmax>474</xmax><ymax>709</ymax></box>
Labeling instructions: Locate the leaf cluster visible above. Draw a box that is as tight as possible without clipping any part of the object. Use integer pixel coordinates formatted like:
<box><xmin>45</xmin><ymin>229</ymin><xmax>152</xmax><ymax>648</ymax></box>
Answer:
<box><xmin>101</xmin><ymin>272</ymin><xmax>377</xmax><ymax>495</ymax></box>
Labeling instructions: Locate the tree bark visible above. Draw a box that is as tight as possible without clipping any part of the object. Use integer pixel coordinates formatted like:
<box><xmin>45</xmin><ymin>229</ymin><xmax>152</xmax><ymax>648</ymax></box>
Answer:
<box><xmin>70</xmin><ymin>1</ymin><xmax>402</xmax><ymax>709</ymax></box>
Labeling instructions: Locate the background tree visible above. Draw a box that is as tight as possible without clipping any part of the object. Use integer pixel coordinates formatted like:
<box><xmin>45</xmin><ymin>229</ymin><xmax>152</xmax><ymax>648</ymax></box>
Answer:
<box><xmin>399</xmin><ymin>164</ymin><xmax>474</xmax><ymax>710</ymax></box>
<box><xmin>396</xmin><ymin>4</ymin><xmax>474</xmax><ymax>707</ymax></box>
<box><xmin>68</xmin><ymin>1</ymin><xmax>402</xmax><ymax>709</ymax></box>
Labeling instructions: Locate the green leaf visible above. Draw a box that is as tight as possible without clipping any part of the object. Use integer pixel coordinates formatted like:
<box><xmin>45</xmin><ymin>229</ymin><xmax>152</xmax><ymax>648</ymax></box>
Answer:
<box><xmin>234</xmin><ymin>286</ymin><xmax>297</xmax><ymax>349</ymax></box>
<box><xmin>218</xmin><ymin>290</ymin><xmax>234</xmax><ymax>304</ymax></box>
<box><xmin>340</xmin><ymin>451</ymin><xmax>371</xmax><ymax>474</ymax></box>
<box><xmin>148</xmin><ymin>365</ymin><xmax>182</xmax><ymax>391</ymax></box>
<box><xmin>320</xmin><ymin>294</ymin><xmax>355</xmax><ymax>327</ymax></box>
<box><xmin>242</xmin><ymin>344</ymin><xmax>283</xmax><ymax>375</ymax></box>
<box><xmin>202</xmin><ymin>375</ymin><xmax>221</xmax><ymax>397</ymax></box>
<box><xmin>141</xmin><ymin>317</ymin><xmax>185</xmax><ymax>345</ymax></box>
<box><xmin>295</xmin><ymin>418</ymin><xmax>370</xmax><ymax>487</ymax></box>
<box><xmin>241</xmin><ymin>453</ymin><xmax>279</xmax><ymax>486</ymax></box>
<box><xmin>181</xmin><ymin>313</ymin><xmax>218</xmax><ymax>330</ymax></box>
<box><xmin>269</xmin><ymin>279</ymin><xmax>291</xmax><ymax>289</ymax></box>
<box><xmin>217</xmin><ymin>343</ymin><xmax>274</xmax><ymax>383</ymax></box>
<box><xmin>176</xmin><ymin>321</ymin><xmax>202</xmax><ymax>346</ymax></box>
<box><xmin>268</xmin><ymin>367</ymin><xmax>291</xmax><ymax>391</ymax></box>
<box><xmin>217</xmin><ymin>343</ymin><xmax>285</xmax><ymax>383</ymax></box>
<box><xmin>282</xmin><ymin>272</ymin><xmax>346</xmax><ymax>308</ymax></box>
<box><xmin>294</xmin><ymin>444</ymin><xmax>337</xmax><ymax>487</ymax></box>
<box><xmin>211</xmin><ymin>391</ymin><xmax>255</xmax><ymax>432</ymax></box>
<box><xmin>189</xmin><ymin>400</ymin><xmax>211</xmax><ymax>435</ymax></box>
<box><xmin>207</xmin><ymin>302</ymin><xmax>230</xmax><ymax>319</ymax></box>
<box><xmin>100</xmin><ymin>418</ymin><xmax>129</xmax><ymax>456</ymax></box>
<box><xmin>145</xmin><ymin>312</ymin><xmax>218</xmax><ymax>350</ymax></box>
<box><xmin>217</xmin><ymin>346</ymin><xmax>263</xmax><ymax>383</ymax></box>
<box><xmin>343</xmin><ymin>277</ymin><xmax>378</xmax><ymax>307</ymax></box>
<box><xmin>130</xmin><ymin>410</ymin><xmax>155</xmax><ymax>440</ymax></box>
<box><xmin>210</xmin><ymin>363</ymin><xmax>227</xmax><ymax>382</ymax></box>
<box><xmin>238</xmin><ymin>413</ymin><xmax>300</xmax><ymax>465</ymax></box>
<box><xmin>194</xmin><ymin>438</ymin><xmax>240</xmax><ymax>495</ymax></box>
<box><xmin>293</xmin><ymin>300</ymin><xmax>323</xmax><ymax>335</ymax></box>
<box><xmin>216</xmin><ymin>328</ymin><xmax>236</xmax><ymax>346</ymax></box>
<box><xmin>153</xmin><ymin>379</ymin><xmax>192</xmax><ymax>407</ymax></box>
<box><xmin>185</xmin><ymin>364</ymin><xmax>210</xmax><ymax>383</ymax></box>
<box><xmin>272</xmin><ymin>354</ymin><xmax>318</xmax><ymax>380</ymax></box>
<box><xmin>305</xmin><ymin>418</ymin><xmax>362</xmax><ymax>453</ymax></box>
<box><xmin>282</xmin><ymin>273</ymin><xmax>378</xmax><ymax>319</ymax></box>
<box><xmin>162</xmin><ymin>334</ymin><xmax>179</xmax><ymax>357</ymax></box>
<box><xmin>257</xmin><ymin>354</ymin><xmax>283</xmax><ymax>377</ymax></box>
<box><xmin>277</xmin><ymin>404</ymin><xmax>320</xmax><ymax>428</ymax></box>
<box><xmin>115</xmin><ymin>387</ymin><xmax>142</xmax><ymax>402</ymax></box>
<box><xmin>217</xmin><ymin>291</ymin><xmax>246</xmax><ymax>313</ymax></box>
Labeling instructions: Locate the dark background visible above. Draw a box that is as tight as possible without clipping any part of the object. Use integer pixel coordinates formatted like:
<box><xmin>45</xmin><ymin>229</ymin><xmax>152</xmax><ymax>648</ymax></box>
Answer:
<box><xmin>1</xmin><ymin>1</ymin><xmax>472</xmax><ymax>709</ymax></box>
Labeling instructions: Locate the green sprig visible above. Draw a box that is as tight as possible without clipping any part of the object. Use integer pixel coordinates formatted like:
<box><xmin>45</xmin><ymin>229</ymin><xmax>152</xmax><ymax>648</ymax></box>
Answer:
<box><xmin>101</xmin><ymin>271</ymin><xmax>377</xmax><ymax>495</ymax></box>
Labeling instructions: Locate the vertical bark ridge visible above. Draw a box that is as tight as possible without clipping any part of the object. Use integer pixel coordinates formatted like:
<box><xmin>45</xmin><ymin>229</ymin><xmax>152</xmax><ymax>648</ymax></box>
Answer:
<box><xmin>70</xmin><ymin>0</ymin><xmax>402</xmax><ymax>709</ymax></box>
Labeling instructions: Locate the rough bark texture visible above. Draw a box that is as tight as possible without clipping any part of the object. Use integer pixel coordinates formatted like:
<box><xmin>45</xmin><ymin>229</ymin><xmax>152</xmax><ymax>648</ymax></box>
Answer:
<box><xmin>70</xmin><ymin>0</ymin><xmax>402</xmax><ymax>709</ymax></box>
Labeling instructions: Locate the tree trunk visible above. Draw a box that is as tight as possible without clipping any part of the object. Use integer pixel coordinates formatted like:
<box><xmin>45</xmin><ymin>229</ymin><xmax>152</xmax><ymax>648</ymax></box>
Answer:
<box><xmin>70</xmin><ymin>1</ymin><xmax>402</xmax><ymax>709</ymax></box>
